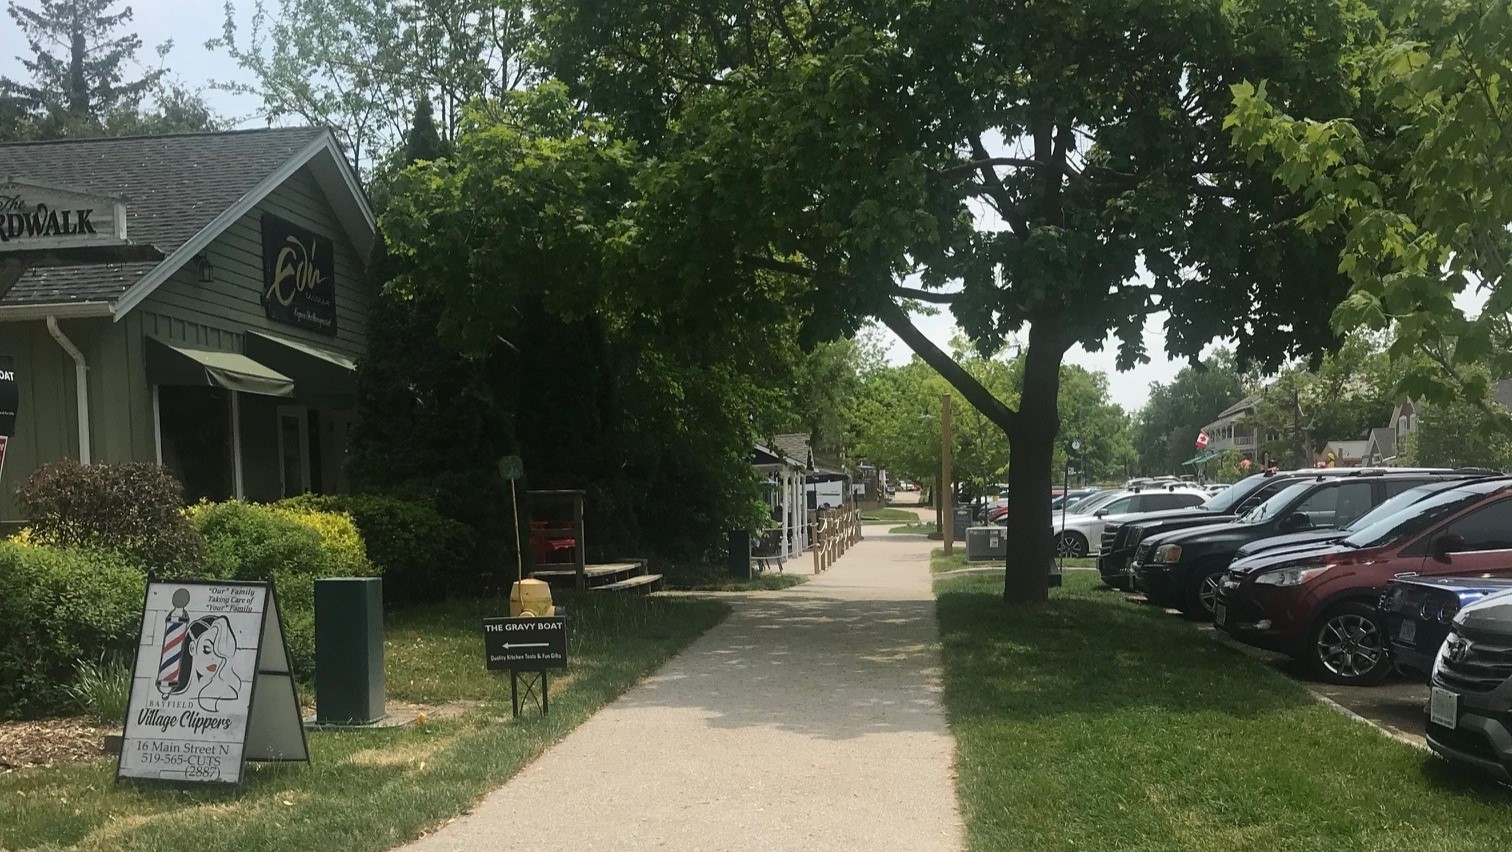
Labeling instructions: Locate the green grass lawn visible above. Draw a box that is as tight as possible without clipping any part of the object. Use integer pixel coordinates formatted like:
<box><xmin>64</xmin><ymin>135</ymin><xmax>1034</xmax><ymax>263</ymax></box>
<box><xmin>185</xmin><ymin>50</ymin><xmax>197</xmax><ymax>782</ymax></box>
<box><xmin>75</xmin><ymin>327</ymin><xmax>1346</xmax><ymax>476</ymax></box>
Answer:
<box><xmin>889</xmin><ymin>522</ymin><xmax>939</xmax><ymax>535</ymax></box>
<box><xmin>861</xmin><ymin>507</ymin><xmax>921</xmax><ymax>524</ymax></box>
<box><xmin>936</xmin><ymin>572</ymin><xmax>1512</xmax><ymax>852</ymax></box>
<box><xmin>0</xmin><ymin>594</ymin><xmax>728</xmax><ymax>852</ymax></box>
<box><xmin>930</xmin><ymin>548</ymin><xmax>1095</xmax><ymax>573</ymax></box>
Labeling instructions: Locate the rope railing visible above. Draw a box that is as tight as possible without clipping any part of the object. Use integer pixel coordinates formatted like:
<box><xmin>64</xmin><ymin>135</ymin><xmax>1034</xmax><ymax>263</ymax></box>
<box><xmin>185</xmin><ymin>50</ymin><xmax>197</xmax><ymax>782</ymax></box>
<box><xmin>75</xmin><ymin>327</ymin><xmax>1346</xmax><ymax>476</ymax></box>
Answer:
<box><xmin>811</xmin><ymin>506</ymin><xmax>863</xmax><ymax>573</ymax></box>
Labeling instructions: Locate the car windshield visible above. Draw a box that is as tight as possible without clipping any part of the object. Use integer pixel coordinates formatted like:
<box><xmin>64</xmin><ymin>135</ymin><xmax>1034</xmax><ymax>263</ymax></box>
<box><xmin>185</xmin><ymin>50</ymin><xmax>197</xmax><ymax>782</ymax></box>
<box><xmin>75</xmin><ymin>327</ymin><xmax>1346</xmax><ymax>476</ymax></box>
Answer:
<box><xmin>1235</xmin><ymin>481</ymin><xmax>1315</xmax><ymax>525</ymax></box>
<box><xmin>1069</xmin><ymin>490</ymin><xmax>1126</xmax><ymax>515</ymax></box>
<box><xmin>1342</xmin><ymin>487</ymin><xmax>1490</xmax><ymax>549</ymax></box>
<box><xmin>1340</xmin><ymin>484</ymin><xmax>1442</xmax><ymax>533</ymax></box>
<box><xmin>1200</xmin><ymin>474</ymin><xmax>1271</xmax><ymax>513</ymax></box>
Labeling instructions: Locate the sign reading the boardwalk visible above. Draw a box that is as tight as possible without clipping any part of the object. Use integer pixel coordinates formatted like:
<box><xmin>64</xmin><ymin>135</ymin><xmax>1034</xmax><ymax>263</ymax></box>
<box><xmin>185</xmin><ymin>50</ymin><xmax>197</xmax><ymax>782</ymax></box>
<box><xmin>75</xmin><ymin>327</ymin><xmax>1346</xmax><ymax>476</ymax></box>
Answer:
<box><xmin>118</xmin><ymin>580</ymin><xmax>308</xmax><ymax>787</ymax></box>
<box><xmin>261</xmin><ymin>214</ymin><xmax>337</xmax><ymax>335</ymax></box>
<box><xmin>0</xmin><ymin>178</ymin><xmax>128</xmax><ymax>251</ymax></box>
<box><xmin>483</xmin><ymin>617</ymin><xmax>569</xmax><ymax>671</ymax></box>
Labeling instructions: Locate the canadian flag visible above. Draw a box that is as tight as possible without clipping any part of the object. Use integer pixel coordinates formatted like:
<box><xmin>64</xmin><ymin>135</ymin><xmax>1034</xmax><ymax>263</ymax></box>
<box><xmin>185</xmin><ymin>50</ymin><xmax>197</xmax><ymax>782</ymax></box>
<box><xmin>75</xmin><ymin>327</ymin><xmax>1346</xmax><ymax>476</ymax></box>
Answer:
<box><xmin>1195</xmin><ymin>430</ymin><xmax>1210</xmax><ymax>450</ymax></box>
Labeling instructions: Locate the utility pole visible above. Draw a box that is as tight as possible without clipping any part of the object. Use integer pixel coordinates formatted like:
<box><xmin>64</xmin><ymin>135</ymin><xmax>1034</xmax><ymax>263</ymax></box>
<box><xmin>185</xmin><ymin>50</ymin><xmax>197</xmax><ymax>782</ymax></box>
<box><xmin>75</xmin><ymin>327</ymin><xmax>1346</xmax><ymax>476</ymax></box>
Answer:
<box><xmin>942</xmin><ymin>393</ymin><xmax>954</xmax><ymax>555</ymax></box>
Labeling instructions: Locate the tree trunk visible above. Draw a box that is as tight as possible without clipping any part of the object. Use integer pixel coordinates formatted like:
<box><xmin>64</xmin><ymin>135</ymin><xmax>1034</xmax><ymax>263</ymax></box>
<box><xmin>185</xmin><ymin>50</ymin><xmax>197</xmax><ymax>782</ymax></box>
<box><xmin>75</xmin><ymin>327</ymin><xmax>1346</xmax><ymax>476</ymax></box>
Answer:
<box><xmin>1003</xmin><ymin>323</ymin><xmax>1066</xmax><ymax>605</ymax></box>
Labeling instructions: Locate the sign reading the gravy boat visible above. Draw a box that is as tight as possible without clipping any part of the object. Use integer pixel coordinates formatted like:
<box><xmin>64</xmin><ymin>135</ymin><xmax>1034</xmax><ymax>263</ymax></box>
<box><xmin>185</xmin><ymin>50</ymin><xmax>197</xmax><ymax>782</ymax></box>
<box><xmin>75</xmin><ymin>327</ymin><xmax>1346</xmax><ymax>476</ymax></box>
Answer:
<box><xmin>118</xmin><ymin>580</ymin><xmax>308</xmax><ymax>787</ymax></box>
<box><xmin>261</xmin><ymin>214</ymin><xmax>337</xmax><ymax>335</ymax></box>
<box><xmin>0</xmin><ymin>179</ymin><xmax>128</xmax><ymax>251</ymax></box>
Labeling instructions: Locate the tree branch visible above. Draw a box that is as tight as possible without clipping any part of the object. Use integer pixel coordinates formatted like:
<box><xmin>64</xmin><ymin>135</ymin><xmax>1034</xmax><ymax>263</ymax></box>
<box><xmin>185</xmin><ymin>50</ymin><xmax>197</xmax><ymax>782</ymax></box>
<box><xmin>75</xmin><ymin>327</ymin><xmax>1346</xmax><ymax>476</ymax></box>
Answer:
<box><xmin>896</xmin><ymin>286</ymin><xmax>960</xmax><ymax>303</ymax></box>
<box><xmin>876</xmin><ymin>299</ymin><xmax>1018</xmax><ymax>432</ymax></box>
<box><xmin>968</xmin><ymin>136</ymin><xmax>1031</xmax><ymax>239</ymax></box>
<box><xmin>937</xmin><ymin>156</ymin><xmax>1041</xmax><ymax>177</ymax></box>
<box><xmin>739</xmin><ymin>254</ymin><xmax>817</xmax><ymax>277</ymax></box>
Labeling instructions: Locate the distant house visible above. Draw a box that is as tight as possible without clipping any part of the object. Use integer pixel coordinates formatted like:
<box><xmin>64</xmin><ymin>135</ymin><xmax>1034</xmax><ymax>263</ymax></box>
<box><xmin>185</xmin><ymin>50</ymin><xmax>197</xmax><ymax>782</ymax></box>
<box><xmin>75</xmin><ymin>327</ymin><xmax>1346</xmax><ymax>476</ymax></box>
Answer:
<box><xmin>752</xmin><ymin>439</ymin><xmax>810</xmax><ymax>559</ymax></box>
<box><xmin>1319</xmin><ymin>439</ymin><xmax>1370</xmax><ymax>467</ymax></box>
<box><xmin>1365</xmin><ymin>427</ymin><xmax>1398</xmax><ymax>466</ymax></box>
<box><xmin>1370</xmin><ymin>380</ymin><xmax>1512</xmax><ymax>465</ymax></box>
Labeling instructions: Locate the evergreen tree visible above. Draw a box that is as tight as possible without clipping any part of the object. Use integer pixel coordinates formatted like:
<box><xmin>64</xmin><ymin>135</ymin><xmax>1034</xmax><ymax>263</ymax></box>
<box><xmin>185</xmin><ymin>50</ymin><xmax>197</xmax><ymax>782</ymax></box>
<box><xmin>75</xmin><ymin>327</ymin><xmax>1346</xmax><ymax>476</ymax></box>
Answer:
<box><xmin>1</xmin><ymin>0</ymin><xmax>163</xmax><ymax>135</ymax></box>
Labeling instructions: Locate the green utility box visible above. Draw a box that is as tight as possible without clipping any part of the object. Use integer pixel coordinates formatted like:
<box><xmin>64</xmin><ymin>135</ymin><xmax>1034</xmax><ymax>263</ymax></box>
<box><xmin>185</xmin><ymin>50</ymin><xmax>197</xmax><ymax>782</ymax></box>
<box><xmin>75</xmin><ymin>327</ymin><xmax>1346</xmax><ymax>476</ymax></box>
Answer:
<box><xmin>314</xmin><ymin>577</ymin><xmax>385</xmax><ymax>725</ymax></box>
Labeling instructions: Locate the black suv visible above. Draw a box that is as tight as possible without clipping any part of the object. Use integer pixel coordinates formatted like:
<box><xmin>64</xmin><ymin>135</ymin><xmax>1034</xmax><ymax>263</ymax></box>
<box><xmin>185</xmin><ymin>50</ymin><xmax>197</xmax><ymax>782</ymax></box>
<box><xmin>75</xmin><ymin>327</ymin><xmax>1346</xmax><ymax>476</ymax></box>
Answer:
<box><xmin>1132</xmin><ymin>471</ymin><xmax>1464</xmax><ymax>617</ymax></box>
<box><xmin>1427</xmin><ymin>590</ymin><xmax>1512</xmax><ymax>780</ymax></box>
<box><xmin>1098</xmin><ymin>469</ymin><xmax>1394</xmax><ymax>590</ymax></box>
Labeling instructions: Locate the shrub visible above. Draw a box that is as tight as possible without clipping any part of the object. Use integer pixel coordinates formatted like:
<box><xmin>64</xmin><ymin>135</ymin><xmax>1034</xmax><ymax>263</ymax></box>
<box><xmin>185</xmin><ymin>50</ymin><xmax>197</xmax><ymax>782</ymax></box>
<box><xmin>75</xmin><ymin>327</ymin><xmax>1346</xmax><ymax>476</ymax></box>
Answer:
<box><xmin>280</xmin><ymin>494</ymin><xmax>478</xmax><ymax>606</ymax></box>
<box><xmin>271</xmin><ymin>505</ymin><xmax>375</xmax><ymax>579</ymax></box>
<box><xmin>17</xmin><ymin>460</ymin><xmax>205</xmax><ymax>576</ymax></box>
<box><xmin>0</xmin><ymin>541</ymin><xmax>145</xmax><ymax>718</ymax></box>
<box><xmin>187</xmin><ymin>501</ymin><xmax>370</xmax><ymax>679</ymax></box>
<box><xmin>66</xmin><ymin>654</ymin><xmax>132</xmax><ymax>724</ymax></box>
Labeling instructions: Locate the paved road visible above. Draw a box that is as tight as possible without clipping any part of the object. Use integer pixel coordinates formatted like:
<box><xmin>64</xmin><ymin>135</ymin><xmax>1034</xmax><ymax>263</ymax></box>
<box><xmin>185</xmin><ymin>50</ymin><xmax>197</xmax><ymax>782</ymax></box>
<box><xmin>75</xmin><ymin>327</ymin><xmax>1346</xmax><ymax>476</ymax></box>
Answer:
<box><xmin>406</xmin><ymin>534</ymin><xmax>964</xmax><ymax>852</ymax></box>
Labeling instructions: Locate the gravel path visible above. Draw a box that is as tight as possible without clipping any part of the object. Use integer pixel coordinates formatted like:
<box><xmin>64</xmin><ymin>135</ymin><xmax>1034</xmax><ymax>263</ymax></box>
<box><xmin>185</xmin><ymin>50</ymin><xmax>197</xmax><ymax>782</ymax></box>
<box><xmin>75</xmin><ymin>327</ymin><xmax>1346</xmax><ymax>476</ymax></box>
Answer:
<box><xmin>405</xmin><ymin>534</ymin><xmax>963</xmax><ymax>852</ymax></box>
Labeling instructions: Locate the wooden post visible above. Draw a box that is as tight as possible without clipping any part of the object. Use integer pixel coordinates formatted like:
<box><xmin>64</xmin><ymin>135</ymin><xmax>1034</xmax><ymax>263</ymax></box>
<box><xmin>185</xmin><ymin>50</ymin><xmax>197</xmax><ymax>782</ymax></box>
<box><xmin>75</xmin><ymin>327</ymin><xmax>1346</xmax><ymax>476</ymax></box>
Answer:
<box><xmin>573</xmin><ymin>492</ymin><xmax>586</xmax><ymax>592</ymax></box>
<box><xmin>942</xmin><ymin>394</ymin><xmax>954</xmax><ymax>555</ymax></box>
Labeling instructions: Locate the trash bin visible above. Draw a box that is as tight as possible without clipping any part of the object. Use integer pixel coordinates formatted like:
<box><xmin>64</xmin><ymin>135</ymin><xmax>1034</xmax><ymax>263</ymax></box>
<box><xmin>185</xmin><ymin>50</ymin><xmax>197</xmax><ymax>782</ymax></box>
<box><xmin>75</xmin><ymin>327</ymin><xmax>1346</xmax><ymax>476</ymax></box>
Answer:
<box><xmin>953</xmin><ymin>508</ymin><xmax>971</xmax><ymax>541</ymax></box>
<box><xmin>728</xmin><ymin>529</ymin><xmax>752</xmax><ymax>580</ymax></box>
<box><xmin>314</xmin><ymin>577</ymin><xmax>385</xmax><ymax>725</ymax></box>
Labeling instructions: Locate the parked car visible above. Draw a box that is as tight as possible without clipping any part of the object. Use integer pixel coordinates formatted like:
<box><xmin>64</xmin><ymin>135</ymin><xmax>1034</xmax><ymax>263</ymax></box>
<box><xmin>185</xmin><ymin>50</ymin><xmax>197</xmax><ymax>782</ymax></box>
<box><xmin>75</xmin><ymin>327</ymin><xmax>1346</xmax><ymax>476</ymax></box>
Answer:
<box><xmin>986</xmin><ymin>488</ymin><xmax>1099</xmax><ymax>525</ymax></box>
<box><xmin>1204</xmin><ymin>483</ymin><xmax>1230</xmax><ymax>497</ymax></box>
<box><xmin>1216</xmin><ymin>477</ymin><xmax>1512</xmax><ymax>685</ymax></box>
<box><xmin>1099</xmin><ymin>468</ymin><xmax>1415</xmax><ymax>591</ymax></box>
<box><xmin>1426</xmin><ymin>589</ymin><xmax>1512</xmax><ymax>780</ymax></box>
<box><xmin>1054</xmin><ymin>485</ymin><xmax>1207</xmax><ymax>558</ymax></box>
<box><xmin>1380</xmin><ymin>577</ymin><xmax>1512</xmax><ymax>679</ymax></box>
<box><xmin>1233</xmin><ymin>477</ymin><xmax>1489</xmax><ymax>562</ymax></box>
<box><xmin>1134</xmin><ymin>471</ymin><xmax>1458</xmax><ymax>618</ymax></box>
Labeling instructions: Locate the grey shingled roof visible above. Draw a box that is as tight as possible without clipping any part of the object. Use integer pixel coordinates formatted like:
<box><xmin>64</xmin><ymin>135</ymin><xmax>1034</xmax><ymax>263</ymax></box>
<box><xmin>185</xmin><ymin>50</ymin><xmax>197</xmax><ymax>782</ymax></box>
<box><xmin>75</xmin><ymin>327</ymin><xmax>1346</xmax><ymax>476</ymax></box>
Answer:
<box><xmin>1368</xmin><ymin>427</ymin><xmax>1397</xmax><ymax>457</ymax></box>
<box><xmin>1</xmin><ymin>127</ymin><xmax>329</xmax><ymax>306</ymax></box>
<box><xmin>771</xmin><ymin>433</ymin><xmax>813</xmax><ymax>468</ymax></box>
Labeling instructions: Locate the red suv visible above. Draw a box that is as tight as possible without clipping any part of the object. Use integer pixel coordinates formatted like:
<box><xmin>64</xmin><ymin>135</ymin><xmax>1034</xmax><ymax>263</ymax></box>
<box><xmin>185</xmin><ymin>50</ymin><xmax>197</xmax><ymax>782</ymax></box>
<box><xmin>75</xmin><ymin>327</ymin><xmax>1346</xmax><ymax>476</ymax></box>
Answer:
<box><xmin>1215</xmin><ymin>477</ymin><xmax>1512</xmax><ymax>685</ymax></box>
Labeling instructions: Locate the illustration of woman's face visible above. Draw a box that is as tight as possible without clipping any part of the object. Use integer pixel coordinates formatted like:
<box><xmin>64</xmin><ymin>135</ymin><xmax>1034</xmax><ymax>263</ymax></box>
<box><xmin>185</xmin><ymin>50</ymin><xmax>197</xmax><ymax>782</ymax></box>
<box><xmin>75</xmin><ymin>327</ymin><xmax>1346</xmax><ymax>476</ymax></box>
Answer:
<box><xmin>194</xmin><ymin>623</ymin><xmax>228</xmax><ymax>680</ymax></box>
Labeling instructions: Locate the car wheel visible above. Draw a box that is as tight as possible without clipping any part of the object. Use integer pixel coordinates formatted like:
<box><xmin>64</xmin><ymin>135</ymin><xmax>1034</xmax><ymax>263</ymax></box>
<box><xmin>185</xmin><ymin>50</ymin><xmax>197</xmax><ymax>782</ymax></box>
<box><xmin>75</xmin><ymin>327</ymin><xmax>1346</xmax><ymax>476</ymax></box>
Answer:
<box><xmin>1056</xmin><ymin>531</ymin><xmax>1088</xmax><ymax>558</ymax></box>
<box><xmin>1179</xmin><ymin>566</ymin><xmax>1225</xmax><ymax>619</ymax></box>
<box><xmin>1308</xmin><ymin>601</ymin><xmax>1392</xmax><ymax>685</ymax></box>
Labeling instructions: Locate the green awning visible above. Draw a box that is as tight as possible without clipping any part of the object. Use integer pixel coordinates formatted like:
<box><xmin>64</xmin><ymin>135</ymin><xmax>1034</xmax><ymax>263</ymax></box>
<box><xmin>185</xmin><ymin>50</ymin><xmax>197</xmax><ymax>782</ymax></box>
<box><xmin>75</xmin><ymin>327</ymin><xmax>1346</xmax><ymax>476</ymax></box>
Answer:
<box><xmin>146</xmin><ymin>338</ymin><xmax>295</xmax><ymax>397</ymax></box>
<box><xmin>1182</xmin><ymin>448</ymin><xmax>1226</xmax><ymax>465</ymax></box>
<box><xmin>243</xmin><ymin>330</ymin><xmax>357</xmax><ymax>401</ymax></box>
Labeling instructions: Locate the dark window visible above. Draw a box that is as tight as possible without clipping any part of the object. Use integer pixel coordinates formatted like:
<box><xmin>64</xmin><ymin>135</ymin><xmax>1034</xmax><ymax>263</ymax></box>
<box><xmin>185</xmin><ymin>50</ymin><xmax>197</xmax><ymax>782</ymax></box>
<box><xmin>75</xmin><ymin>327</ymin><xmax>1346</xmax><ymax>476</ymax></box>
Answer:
<box><xmin>1441</xmin><ymin>499</ymin><xmax>1512</xmax><ymax>551</ymax></box>
<box><xmin>1290</xmin><ymin>482</ymin><xmax>1373</xmax><ymax>528</ymax></box>
<box><xmin>1382</xmin><ymin>478</ymin><xmax>1430</xmax><ymax>498</ymax></box>
<box><xmin>158</xmin><ymin>386</ymin><xmax>234</xmax><ymax>503</ymax></box>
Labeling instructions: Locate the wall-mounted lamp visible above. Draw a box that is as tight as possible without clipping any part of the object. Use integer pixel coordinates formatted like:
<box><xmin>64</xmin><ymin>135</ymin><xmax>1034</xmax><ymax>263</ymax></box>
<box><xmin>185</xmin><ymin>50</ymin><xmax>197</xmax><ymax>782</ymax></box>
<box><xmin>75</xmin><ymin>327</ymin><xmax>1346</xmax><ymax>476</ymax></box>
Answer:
<box><xmin>193</xmin><ymin>254</ymin><xmax>214</xmax><ymax>283</ymax></box>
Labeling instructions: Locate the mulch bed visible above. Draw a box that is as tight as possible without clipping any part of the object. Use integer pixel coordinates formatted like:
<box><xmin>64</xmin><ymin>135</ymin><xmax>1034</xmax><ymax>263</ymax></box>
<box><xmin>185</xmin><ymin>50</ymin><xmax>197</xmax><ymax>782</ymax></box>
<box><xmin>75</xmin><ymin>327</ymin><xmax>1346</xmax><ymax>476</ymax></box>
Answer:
<box><xmin>0</xmin><ymin>718</ymin><xmax>113</xmax><ymax>770</ymax></box>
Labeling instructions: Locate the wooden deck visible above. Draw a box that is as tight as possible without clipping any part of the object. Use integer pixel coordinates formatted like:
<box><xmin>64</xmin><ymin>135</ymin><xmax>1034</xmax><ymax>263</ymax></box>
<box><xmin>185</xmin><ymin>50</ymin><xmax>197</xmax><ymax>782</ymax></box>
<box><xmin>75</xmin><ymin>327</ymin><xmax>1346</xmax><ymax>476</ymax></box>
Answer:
<box><xmin>530</xmin><ymin>560</ymin><xmax>664</xmax><ymax>593</ymax></box>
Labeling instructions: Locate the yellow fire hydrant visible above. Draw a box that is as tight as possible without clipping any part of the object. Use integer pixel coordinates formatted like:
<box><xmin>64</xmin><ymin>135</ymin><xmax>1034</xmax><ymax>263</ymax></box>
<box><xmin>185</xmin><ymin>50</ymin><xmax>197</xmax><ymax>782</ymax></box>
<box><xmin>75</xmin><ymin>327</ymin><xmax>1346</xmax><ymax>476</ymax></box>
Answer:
<box><xmin>509</xmin><ymin>578</ymin><xmax>554</xmax><ymax>618</ymax></box>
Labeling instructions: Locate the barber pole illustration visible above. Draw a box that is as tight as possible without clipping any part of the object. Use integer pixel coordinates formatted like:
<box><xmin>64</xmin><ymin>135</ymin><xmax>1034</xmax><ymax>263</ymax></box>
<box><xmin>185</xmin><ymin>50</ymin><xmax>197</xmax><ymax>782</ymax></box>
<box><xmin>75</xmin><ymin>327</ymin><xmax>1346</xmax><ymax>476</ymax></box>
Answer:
<box><xmin>0</xmin><ymin>436</ymin><xmax>8</xmax><ymax>486</ymax></box>
<box><xmin>156</xmin><ymin>588</ymin><xmax>192</xmax><ymax>697</ymax></box>
<box><xmin>1195</xmin><ymin>430</ymin><xmax>1210</xmax><ymax>450</ymax></box>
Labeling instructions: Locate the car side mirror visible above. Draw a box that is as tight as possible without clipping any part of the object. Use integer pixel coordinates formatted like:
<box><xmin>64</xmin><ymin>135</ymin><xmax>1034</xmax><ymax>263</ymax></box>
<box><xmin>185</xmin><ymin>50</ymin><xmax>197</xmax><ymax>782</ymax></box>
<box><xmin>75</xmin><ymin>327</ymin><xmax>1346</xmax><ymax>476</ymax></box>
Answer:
<box><xmin>1434</xmin><ymin>532</ymin><xmax>1466</xmax><ymax>558</ymax></box>
<box><xmin>1095</xmin><ymin>509</ymin><xmax>1108</xmax><ymax>518</ymax></box>
<box><xmin>1280</xmin><ymin>512</ymin><xmax>1310</xmax><ymax>533</ymax></box>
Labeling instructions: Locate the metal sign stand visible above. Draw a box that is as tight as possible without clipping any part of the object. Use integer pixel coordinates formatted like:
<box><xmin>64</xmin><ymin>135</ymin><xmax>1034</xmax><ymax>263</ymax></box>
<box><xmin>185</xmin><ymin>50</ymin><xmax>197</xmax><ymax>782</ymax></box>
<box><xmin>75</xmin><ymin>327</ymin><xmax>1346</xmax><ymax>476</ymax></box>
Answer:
<box><xmin>510</xmin><ymin>670</ymin><xmax>549</xmax><ymax>718</ymax></box>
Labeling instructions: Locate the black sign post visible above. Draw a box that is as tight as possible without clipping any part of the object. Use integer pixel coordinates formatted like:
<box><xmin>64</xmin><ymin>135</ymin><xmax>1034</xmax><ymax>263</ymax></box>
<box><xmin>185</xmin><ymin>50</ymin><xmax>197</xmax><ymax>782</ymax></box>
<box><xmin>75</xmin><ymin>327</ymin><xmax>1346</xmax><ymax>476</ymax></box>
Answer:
<box><xmin>261</xmin><ymin>214</ymin><xmax>337</xmax><ymax>335</ymax></box>
<box><xmin>483</xmin><ymin>616</ymin><xmax>567</xmax><ymax>717</ymax></box>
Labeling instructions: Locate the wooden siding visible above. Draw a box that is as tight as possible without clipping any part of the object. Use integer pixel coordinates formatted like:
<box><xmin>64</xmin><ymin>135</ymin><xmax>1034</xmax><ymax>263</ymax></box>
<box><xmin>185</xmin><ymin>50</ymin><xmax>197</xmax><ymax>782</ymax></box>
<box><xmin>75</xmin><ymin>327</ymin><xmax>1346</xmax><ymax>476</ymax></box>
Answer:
<box><xmin>136</xmin><ymin>164</ymin><xmax>370</xmax><ymax>360</ymax></box>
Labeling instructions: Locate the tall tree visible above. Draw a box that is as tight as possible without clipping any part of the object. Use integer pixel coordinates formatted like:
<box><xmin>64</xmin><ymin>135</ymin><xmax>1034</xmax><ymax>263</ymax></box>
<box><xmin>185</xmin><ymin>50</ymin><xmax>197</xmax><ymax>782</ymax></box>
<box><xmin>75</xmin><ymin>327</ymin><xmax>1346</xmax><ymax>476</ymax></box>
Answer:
<box><xmin>1228</xmin><ymin>0</ymin><xmax>1512</xmax><ymax>413</ymax></box>
<box><xmin>210</xmin><ymin>0</ymin><xmax>533</xmax><ymax>174</ymax></box>
<box><xmin>1</xmin><ymin>0</ymin><xmax>162</xmax><ymax>134</ymax></box>
<box><xmin>1134</xmin><ymin>350</ymin><xmax>1246</xmax><ymax>476</ymax></box>
<box><xmin>533</xmin><ymin>0</ymin><xmax>1376</xmax><ymax>602</ymax></box>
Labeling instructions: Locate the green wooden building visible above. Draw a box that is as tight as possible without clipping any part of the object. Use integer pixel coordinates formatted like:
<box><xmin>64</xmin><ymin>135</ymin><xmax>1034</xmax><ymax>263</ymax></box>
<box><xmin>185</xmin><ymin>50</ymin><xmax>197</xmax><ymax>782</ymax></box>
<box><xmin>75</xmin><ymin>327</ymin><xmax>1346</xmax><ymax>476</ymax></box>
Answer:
<box><xmin>0</xmin><ymin>128</ymin><xmax>375</xmax><ymax>523</ymax></box>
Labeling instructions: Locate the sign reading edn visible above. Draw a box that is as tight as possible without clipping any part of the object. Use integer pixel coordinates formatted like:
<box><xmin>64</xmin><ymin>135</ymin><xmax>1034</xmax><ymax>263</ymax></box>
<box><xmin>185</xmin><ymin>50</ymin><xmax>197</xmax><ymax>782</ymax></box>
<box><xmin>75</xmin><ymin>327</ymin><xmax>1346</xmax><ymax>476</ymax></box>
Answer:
<box><xmin>0</xmin><ymin>179</ymin><xmax>128</xmax><ymax>251</ymax></box>
<box><xmin>483</xmin><ymin>617</ymin><xmax>568</xmax><ymax>671</ymax></box>
<box><xmin>118</xmin><ymin>580</ymin><xmax>309</xmax><ymax>787</ymax></box>
<box><xmin>261</xmin><ymin>214</ymin><xmax>337</xmax><ymax>336</ymax></box>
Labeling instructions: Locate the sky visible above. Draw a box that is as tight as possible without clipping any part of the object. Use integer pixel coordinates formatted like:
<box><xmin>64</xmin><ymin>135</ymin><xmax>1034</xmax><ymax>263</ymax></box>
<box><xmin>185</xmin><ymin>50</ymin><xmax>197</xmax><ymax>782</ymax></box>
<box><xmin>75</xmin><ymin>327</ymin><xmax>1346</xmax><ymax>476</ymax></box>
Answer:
<box><xmin>2</xmin><ymin>2</ymin><xmax>1489</xmax><ymax>415</ymax></box>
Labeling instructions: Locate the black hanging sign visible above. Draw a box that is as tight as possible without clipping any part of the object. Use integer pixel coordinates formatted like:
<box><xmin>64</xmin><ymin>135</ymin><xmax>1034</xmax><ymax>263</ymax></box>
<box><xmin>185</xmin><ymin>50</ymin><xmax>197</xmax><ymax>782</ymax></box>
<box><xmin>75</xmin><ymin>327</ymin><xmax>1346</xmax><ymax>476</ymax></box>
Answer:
<box><xmin>0</xmin><ymin>354</ymin><xmax>16</xmax><ymax>437</ymax></box>
<box><xmin>261</xmin><ymin>214</ymin><xmax>337</xmax><ymax>336</ymax></box>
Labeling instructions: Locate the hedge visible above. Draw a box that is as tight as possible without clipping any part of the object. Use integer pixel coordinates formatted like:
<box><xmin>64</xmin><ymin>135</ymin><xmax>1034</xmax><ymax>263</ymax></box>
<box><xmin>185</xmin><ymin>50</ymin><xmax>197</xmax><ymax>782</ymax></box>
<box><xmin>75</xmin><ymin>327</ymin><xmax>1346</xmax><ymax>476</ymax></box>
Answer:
<box><xmin>279</xmin><ymin>494</ymin><xmax>478</xmax><ymax>606</ymax></box>
<box><xmin>0</xmin><ymin>541</ymin><xmax>145</xmax><ymax>719</ymax></box>
<box><xmin>187</xmin><ymin>501</ymin><xmax>377</xmax><ymax>679</ymax></box>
